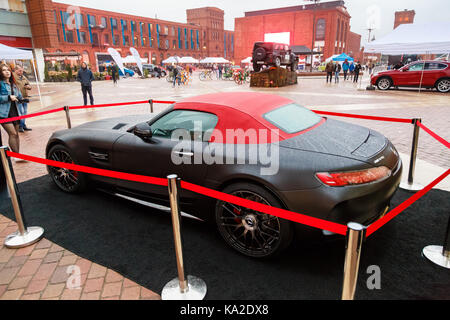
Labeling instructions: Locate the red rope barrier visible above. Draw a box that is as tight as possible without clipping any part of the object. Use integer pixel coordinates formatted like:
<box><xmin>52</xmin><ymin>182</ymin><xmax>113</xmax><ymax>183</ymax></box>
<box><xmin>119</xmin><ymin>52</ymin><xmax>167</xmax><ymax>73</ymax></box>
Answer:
<box><xmin>181</xmin><ymin>181</ymin><xmax>348</xmax><ymax>236</ymax></box>
<box><xmin>418</xmin><ymin>122</ymin><xmax>450</xmax><ymax>149</ymax></box>
<box><xmin>366</xmin><ymin>168</ymin><xmax>450</xmax><ymax>237</ymax></box>
<box><xmin>69</xmin><ymin>100</ymin><xmax>149</xmax><ymax>110</ymax></box>
<box><xmin>6</xmin><ymin>151</ymin><xmax>168</xmax><ymax>187</ymax></box>
<box><xmin>0</xmin><ymin>107</ymin><xmax>65</xmax><ymax>124</ymax></box>
<box><xmin>312</xmin><ymin>110</ymin><xmax>413</xmax><ymax>124</ymax></box>
<box><xmin>6</xmin><ymin>151</ymin><xmax>348</xmax><ymax>236</ymax></box>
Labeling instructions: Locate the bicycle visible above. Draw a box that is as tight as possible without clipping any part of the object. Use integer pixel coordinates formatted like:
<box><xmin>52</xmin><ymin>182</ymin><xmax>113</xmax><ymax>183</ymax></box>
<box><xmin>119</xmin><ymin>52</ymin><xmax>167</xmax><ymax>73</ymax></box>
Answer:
<box><xmin>233</xmin><ymin>69</ymin><xmax>251</xmax><ymax>85</ymax></box>
<box><xmin>199</xmin><ymin>70</ymin><xmax>218</xmax><ymax>81</ymax></box>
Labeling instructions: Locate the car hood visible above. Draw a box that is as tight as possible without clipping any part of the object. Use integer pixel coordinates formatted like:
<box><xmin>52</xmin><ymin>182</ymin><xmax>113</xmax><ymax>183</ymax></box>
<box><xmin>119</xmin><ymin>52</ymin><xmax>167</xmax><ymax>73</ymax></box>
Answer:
<box><xmin>279</xmin><ymin>119</ymin><xmax>388</xmax><ymax>163</ymax></box>
<box><xmin>74</xmin><ymin>115</ymin><xmax>155</xmax><ymax>132</ymax></box>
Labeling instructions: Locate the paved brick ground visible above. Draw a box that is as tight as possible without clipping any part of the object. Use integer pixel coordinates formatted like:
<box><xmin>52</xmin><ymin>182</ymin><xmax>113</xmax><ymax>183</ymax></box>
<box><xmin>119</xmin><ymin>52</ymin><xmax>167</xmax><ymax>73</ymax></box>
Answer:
<box><xmin>0</xmin><ymin>72</ymin><xmax>448</xmax><ymax>299</ymax></box>
<box><xmin>0</xmin><ymin>215</ymin><xmax>160</xmax><ymax>300</ymax></box>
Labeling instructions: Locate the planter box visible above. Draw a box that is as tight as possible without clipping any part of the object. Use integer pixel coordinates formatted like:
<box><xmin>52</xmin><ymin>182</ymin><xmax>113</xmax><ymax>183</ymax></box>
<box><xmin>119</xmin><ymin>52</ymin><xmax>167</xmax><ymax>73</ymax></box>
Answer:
<box><xmin>250</xmin><ymin>67</ymin><xmax>297</xmax><ymax>88</ymax></box>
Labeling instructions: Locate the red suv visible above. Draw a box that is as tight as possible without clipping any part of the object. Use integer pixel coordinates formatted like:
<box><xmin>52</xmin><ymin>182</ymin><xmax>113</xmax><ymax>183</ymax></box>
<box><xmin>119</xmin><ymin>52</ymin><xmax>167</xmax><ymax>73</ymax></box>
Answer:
<box><xmin>371</xmin><ymin>60</ymin><xmax>450</xmax><ymax>93</ymax></box>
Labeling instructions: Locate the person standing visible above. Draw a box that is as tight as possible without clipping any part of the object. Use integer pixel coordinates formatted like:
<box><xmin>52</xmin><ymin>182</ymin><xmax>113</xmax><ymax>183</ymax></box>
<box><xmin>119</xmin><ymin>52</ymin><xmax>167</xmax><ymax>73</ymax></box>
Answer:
<box><xmin>353</xmin><ymin>62</ymin><xmax>362</xmax><ymax>83</ymax></box>
<box><xmin>218</xmin><ymin>64</ymin><xmax>223</xmax><ymax>80</ymax></box>
<box><xmin>111</xmin><ymin>62</ymin><xmax>119</xmax><ymax>86</ymax></box>
<box><xmin>349</xmin><ymin>62</ymin><xmax>355</xmax><ymax>81</ymax></box>
<box><xmin>334</xmin><ymin>62</ymin><xmax>341</xmax><ymax>83</ymax></box>
<box><xmin>172</xmin><ymin>66</ymin><xmax>180</xmax><ymax>87</ymax></box>
<box><xmin>77</xmin><ymin>62</ymin><xmax>94</xmax><ymax>106</ymax></box>
<box><xmin>0</xmin><ymin>63</ymin><xmax>23</xmax><ymax>153</ymax></box>
<box><xmin>342</xmin><ymin>59</ymin><xmax>349</xmax><ymax>81</ymax></box>
<box><xmin>14</xmin><ymin>66</ymin><xmax>32</xmax><ymax>132</ymax></box>
<box><xmin>325</xmin><ymin>60</ymin><xmax>334</xmax><ymax>83</ymax></box>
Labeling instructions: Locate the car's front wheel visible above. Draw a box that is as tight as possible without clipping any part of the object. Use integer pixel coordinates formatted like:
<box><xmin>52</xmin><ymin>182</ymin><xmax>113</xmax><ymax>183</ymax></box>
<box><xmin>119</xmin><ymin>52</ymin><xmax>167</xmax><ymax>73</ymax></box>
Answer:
<box><xmin>435</xmin><ymin>78</ymin><xmax>450</xmax><ymax>93</ymax></box>
<box><xmin>215</xmin><ymin>183</ymin><xmax>293</xmax><ymax>258</ymax></box>
<box><xmin>47</xmin><ymin>144</ymin><xmax>87</xmax><ymax>193</ymax></box>
<box><xmin>377</xmin><ymin>77</ymin><xmax>392</xmax><ymax>90</ymax></box>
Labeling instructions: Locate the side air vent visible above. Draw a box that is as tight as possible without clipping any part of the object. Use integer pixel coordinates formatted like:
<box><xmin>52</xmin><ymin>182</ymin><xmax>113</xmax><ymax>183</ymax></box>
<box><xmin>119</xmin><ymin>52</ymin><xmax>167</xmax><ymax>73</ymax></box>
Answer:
<box><xmin>113</xmin><ymin>123</ymin><xmax>128</xmax><ymax>130</ymax></box>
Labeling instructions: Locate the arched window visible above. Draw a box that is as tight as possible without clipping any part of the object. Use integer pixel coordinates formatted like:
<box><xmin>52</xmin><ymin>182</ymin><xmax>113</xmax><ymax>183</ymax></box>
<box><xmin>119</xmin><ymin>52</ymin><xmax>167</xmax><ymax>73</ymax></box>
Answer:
<box><xmin>315</xmin><ymin>19</ymin><xmax>326</xmax><ymax>41</ymax></box>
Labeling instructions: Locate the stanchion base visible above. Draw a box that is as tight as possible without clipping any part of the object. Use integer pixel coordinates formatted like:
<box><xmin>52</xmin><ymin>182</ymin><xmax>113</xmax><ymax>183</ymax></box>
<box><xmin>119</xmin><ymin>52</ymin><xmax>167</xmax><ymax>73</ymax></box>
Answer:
<box><xmin>161</xmin><ymin>275</ymin><xmax>207</xmax><ymax>300</ymax></box>
<box><xmin>4</xmin><ymin>226</ymin><xmax>44</xmax><ymax>249</ymax></box>
<box><xmin>422</xmin><ymin>245</ymin><xmax>450</xmax><ymax>269</ymax></box>
<box><xmin>399</xmin><ymin>182</ymin><xmax>424</xmax><ymax>192</ymax></box>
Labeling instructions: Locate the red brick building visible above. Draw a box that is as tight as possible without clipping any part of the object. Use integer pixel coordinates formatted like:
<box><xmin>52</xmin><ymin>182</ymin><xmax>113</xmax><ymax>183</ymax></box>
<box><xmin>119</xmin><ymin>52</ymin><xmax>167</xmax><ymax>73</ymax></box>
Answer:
<box><xmin>24</xmin><ymin>0</ymin><xmax>234</xmax><ymax>72</ymax></box>
<box><xmin>394</xmin><ymin>9</ymin><xmax>415</xmax><ymax>29</ymax></box>
<box><xmin>234</xmin><ymin>0</ymin><xmax>362</xmax><ymax>65</ymax></box>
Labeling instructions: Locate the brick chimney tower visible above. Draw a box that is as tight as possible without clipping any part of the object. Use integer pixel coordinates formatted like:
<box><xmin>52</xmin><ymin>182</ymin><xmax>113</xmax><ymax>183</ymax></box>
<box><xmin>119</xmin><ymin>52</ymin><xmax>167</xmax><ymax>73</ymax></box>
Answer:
<box><xmin>394</xmin><ymin>9</ymin><xmax>415</xmax><ymax>29</ymax></box>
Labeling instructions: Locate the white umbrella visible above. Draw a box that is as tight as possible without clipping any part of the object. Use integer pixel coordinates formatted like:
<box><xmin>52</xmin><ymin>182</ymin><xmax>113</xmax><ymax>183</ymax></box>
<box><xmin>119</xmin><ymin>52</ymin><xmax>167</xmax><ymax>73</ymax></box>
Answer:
<box><xmin>179</xmin><ymin>56</ymin><xmax>199</xmax><ymax>64</ymax></box>
<box><xmin>162</xmin><ymin>56</ymin><xmax>180</xmax><ymax>64</ymax></box>
<box><xmin>241</xmin><ymin>57</ymin><xmax>252</xmax><ymax>64</ymax></box>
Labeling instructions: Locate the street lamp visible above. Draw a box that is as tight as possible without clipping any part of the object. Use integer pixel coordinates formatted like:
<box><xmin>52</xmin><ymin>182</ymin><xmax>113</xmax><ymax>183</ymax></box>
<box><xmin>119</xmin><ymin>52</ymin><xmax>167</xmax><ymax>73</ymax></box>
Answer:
<box><xmin>308</xmin><ymin>0</ymin><xmax>320</xmax><ymax>72</ymax></box>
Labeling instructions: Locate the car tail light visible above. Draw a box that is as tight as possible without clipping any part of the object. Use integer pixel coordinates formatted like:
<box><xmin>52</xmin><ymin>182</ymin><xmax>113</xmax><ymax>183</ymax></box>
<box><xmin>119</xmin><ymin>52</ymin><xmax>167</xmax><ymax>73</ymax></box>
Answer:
<box><xmin>316</xmin><ymin>166</ymin><xmax>391</xmax><ymax>187</ymax></box>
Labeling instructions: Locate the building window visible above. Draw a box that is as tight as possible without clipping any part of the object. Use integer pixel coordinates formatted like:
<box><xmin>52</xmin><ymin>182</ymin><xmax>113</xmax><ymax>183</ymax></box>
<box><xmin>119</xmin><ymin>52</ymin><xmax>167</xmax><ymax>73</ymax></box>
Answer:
<box><xmin>165</xmin><ymin>39</ymin><xmax>169</xmax><ymax>49</ymax></box>
<box><xmin>101</xmin><ymin>17</ymin><xmax>108</xmax><ymax>28</ymax></box>
<box><xmin>111</xmin><ymin>18</ymin><xmax>118</xmax><ymax>29</ymax></box>
<box><xmin>54</xmin><ymin>10</ymin><xmax>58</xmax><ymax>23</ymax></box>
<box><xmin>122</xmin><ymin>20</ymin><xmax>128</xmax><ymax>31</ymax></box>
<box><xmin>88</xmin><ymin>15</ymin><xmax>96</xmax><ymax>27</ymax></box>
<box><xmin>80</xmin><ymin>32</ymin><xmax>87</xmax><ymax>44</ymax></box>
<box><xmin>66</xmin><ymin>30</ymin><xmax>74</xmax><ymax>43</ymax></box>
<box><xmin>124</xmin><ymin>35</ymin><xmax>130</xmax><ymax>46</ymax></box>
<box><xmin>104</xmin><ymin>34</ymin><xmax>110</xmax><ymax>45</ymax></box>
<box><xmin>114</xmin><ymin>35</ymin><xmax>120</xmax><ymax>45</ymax></box>
<box><xmin>164</xmin><ymin>26</ymin><xmax>169</xmax><ymax>35</ymax></box>
<box><xmin>173</xmin><ymin>40</ymin><xmax>176</xmax><ymax>49</ymax></box>
<box><xmin>132</xmin><ymin>21</ymin><xmax>137</xmax><ymax>32</ymax></box>
<box><xmin>316</xmin><ymin>19</ymin><xmax>326</xmax><ymax>41</ymax></box>
<box><xmin>75</xmin><ymin>13</ymin><xmax>84</xmax><ymax>27</ymax></box>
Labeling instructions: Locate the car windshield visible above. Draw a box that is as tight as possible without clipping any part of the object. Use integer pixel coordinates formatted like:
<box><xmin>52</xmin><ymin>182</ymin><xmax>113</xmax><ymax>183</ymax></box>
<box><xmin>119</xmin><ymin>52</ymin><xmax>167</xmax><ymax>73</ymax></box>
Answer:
<box><xmin>263</xmin><ymin>103</ymin><xmax>322</xmax><ymax>134</ymax></box>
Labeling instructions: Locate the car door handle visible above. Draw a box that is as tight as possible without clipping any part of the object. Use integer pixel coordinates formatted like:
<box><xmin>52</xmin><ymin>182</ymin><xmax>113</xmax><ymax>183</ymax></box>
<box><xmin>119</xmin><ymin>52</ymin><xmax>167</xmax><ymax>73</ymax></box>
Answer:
<box><xmin>173</xmin><ymin>151</ymin><xmax>194</xmax><ymax>157</ymax></box>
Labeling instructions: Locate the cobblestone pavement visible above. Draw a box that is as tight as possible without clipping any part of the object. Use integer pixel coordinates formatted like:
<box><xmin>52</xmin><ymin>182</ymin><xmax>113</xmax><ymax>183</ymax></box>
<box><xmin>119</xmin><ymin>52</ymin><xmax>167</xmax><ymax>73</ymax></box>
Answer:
<box><xmin>0</xmin><ymin>72</ymin><xmax>448</xmax><ymax>300</ymax></box>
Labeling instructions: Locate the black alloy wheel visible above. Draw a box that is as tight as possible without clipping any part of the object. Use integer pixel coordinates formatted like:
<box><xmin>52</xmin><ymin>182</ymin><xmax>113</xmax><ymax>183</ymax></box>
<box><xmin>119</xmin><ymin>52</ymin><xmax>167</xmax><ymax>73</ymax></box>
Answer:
<box><xmin>215</xmin><ymin>183</ymin><xmax>293</xmax><ymax>258</ymax></box>
<box><xmin>47</xmin><ymin>145</ymin><xmax>87</xmax><ymax>193</ymax></box>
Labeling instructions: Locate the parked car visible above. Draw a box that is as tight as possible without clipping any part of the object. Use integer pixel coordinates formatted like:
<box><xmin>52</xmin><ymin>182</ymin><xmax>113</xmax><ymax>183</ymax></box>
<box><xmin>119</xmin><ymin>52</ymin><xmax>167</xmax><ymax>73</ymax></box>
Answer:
<box><xmin>118</xmin><ymin>67</ymin><xmax>135</xmax><ymax>78</ymax></box>
<box><xmin>143</xmin><ymin>64</ymin><xmax>167</xmax><ymax>78</ymax></box>
<box><xmin>46</xmin><ymin>92</ymin><xmax>402</xmax><ymax>258</ymax></box>
<box><xmin>371</xmin><ymin>60</ymin><xmax>450</xmax><ymax>93</ymax></box>
<box><xmin>252</xmin><ymin>42</ymin><xmax>299</xmax><ymax>72</ymax></box>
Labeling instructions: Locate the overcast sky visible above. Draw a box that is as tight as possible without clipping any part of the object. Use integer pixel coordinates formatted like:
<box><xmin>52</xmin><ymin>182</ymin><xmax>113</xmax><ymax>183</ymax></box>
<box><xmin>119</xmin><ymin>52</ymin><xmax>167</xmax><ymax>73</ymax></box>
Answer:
<box><xmin>55</xmin><ymin>0</ymin><xmax>450</xmax><ymax>44</ymax></box>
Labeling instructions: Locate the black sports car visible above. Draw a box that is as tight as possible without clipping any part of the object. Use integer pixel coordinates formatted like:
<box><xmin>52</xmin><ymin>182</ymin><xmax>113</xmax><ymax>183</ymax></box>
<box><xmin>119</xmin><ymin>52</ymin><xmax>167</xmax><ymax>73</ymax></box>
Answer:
<box><xmin>46</xmin><ymin>92</ymin><xmax>402</xmax><ymax>258</ymax></box>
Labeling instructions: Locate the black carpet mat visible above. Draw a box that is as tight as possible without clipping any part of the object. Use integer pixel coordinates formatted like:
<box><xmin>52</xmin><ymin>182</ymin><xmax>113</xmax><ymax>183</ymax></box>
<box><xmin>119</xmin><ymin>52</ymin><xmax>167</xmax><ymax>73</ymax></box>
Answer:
<box><xmin>1</xmin><ymin>175</ymin><xmax>449</xmax><ymax>300</ymax></box>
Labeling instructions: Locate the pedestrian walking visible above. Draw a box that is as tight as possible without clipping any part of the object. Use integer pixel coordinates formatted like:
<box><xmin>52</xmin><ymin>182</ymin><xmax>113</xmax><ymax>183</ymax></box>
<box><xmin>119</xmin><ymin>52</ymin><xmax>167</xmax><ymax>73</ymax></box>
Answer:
<box><xmin>334</xmin><ymin>62</ymin><xmax>341</xmax><ymax>83</ymax></box>
<box><xmin>349</xmin><ymin>62</ymin><xmax>355</xmax><ymax>81</ymax></box>
<box><xmin>325</xmin><ymin>60</ymin><xmax>334</xmax><ymax>83</ymax></box>
<box><xmin>0</xmin><ymin>63</ymin><xmax>24</xmax><ymax>154</ymax></box>
<box><xmin>342</xmin><ymin>59</ymin><xmax>349</xmax><ymax>81</ymax></box>
<box><xmin>111</xmin><ymin>62</ymin><xmax>119</xmax><ymax>86</ymax></box>
<box><xmin>77</xmin><ymin>62</ymin><xmax>94</xmax><ymax>106</ymax></box>
<box><xmin>353</xmin><ymin>62</ymin><xmax>362</xmax><ymax>83</ymax></box>
<box><xmin>218</xmin><ymin>64</ymin><xmax>223</xmax><ymax>80</ymax></box>
<box><xmin>172</xmin><ymin>66</ymin><xmax>180</xmax><ymax>87</ymax></box>
<box><xmin>14</xmin><ymin>66</ymin><xmax>32</xmax><ymax>132</ymax></box>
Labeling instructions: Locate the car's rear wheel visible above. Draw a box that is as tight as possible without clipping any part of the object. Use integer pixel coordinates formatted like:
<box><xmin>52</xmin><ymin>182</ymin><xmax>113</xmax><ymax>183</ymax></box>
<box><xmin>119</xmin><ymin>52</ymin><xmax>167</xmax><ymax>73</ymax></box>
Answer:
<box><xmin>377</xmin><ymin>77</ymin><xmax>392</xmax><ymax>90</ymax></box>
<box><xmin>215</xmin><ymin>183</ymin><xmax>293</xmax><ymax>258</ymax></box>
<box><xmin>435</xmin><ymin>78</ymin><xmax>450</xmax><ymax>93</ymax></box>
<box><xmin>47</xmin><ymin>145</ymin><xmax>87</xmax><ymax>193</ymax></box>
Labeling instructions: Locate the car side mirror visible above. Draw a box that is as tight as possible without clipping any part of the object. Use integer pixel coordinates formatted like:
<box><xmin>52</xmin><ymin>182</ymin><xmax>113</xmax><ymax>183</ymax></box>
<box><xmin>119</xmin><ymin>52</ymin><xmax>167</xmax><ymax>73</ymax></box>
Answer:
<box><xmin>133</xmin><ymin>122</ymin><xmax>153</xmax><ymax>141</ymax></box>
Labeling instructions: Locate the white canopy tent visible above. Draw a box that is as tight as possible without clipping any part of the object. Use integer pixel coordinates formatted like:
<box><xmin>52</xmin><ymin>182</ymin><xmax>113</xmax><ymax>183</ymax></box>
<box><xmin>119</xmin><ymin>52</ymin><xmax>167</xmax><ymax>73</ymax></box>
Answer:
<box><xmin>178</xmin><ymin>56</ymin><xmax>199</xmax><ymax>64</ymax></box>
<box><xmin>122</xmin><ymin>55</ymin><xmax>148</xmax><ymax>64</ymax></box>
<box><xmin>162</xmin><ymin>56</ymin><xmax>181</xmax><ymax>64</ymax></box>
<box><xmin>200</xmin><ymin>57</ymin><xmax>230</xmax><ymax>64</ymax></box>
<box><xmin>0</xmin><ymin>43</ymin><xmax>43</xmax><ymax>108</ymax></box>
<box><xmin>241</xmin><ymin>57</ymin><xmax>252</xmax><ymax>64</ymax></box>
<box><xmin>364</xmin><ymin>22</ymin><xmax>450</xmax><ymax>55</ymax></box>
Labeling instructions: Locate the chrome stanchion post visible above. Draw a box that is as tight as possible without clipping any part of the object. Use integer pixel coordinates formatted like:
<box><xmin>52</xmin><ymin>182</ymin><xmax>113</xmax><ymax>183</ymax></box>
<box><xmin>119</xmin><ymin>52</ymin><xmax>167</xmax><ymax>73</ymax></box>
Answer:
<box><xmin>0</xmin><ymin>147</ymin><xmax>44</xmax><ymax>248</ymax></box>
<box><xmin>400</xmin><ymin>118</ymin><xmax>424</xmax><ymax>191</ymax></box>
<box><xmin>64</xmin><ymin>106</ymin><xmax>72</xmax><ymax>129</ymax></box>
<box><xmin>341</xmin><ymin>222</ymin><xmax>366</xmax><ymax>300</ymax></box>
<box><xmin>161</xmin><ymin>174</ymin><xmax>207</xmax><ymax>300</ymax></box>
<box><xmin>422</xmin><ymin>215</ymin><xmax>450</xmax><ymax>269</ymax></box>
<box><xmin>148</xmin><ymin>99</ymin><xmax>154</xmax><ymax>113</ymax></box>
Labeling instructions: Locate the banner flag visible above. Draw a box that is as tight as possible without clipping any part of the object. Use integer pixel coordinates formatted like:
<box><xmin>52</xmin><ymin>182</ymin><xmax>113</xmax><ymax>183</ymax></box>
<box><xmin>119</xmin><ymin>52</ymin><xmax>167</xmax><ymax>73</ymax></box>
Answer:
<box><xmin>130</xmin><ymin>47</ymin><xmax>143</xmax><ymax>76</ymax></box>
<box><xmin>107</xmin><ymin>48</ymin><xmax>125</xmax><ymax>75</ymax></box>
